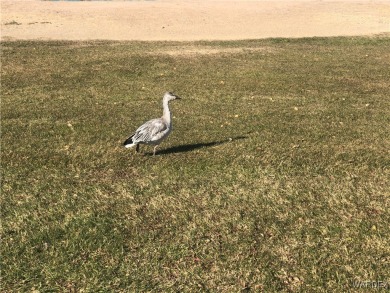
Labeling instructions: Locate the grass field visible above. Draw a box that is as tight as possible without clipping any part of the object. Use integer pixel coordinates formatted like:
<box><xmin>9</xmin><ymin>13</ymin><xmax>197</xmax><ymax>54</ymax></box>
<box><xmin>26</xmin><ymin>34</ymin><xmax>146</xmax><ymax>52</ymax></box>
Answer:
<box><xmin>2</xmin><ymin>37</ymin><xmax>390</xmax><ymax>292</ymax></box>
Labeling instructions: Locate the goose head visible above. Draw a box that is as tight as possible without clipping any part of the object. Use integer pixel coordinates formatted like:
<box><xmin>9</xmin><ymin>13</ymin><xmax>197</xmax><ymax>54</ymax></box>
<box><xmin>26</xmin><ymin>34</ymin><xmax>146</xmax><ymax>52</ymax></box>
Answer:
<box><xmin>163</xmin><ymin>92</ymin><xmax>181</xmax><ymax>102</ymax></box>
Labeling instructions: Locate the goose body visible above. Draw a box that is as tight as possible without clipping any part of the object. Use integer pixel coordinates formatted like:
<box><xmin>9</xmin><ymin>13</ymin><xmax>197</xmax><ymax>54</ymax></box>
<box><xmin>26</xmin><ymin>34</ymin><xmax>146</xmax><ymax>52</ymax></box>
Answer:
<box><xmin>124</xmin><ymin>92</ymin><xmax>181</xmax><ymax>155</ymax></box>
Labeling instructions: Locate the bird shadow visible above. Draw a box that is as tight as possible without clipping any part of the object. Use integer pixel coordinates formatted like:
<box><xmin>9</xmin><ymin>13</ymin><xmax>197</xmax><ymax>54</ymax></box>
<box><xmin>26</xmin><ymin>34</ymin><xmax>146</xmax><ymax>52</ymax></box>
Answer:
<box><xmin>145</xmin><ymin>136</ymin><xmax>248</xmax><ymax>156</ymax></box>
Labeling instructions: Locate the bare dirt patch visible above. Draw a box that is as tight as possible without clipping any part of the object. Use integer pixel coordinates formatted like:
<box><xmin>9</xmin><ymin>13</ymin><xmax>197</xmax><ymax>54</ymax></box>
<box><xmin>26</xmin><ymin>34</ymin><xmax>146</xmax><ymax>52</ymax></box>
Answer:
<box><xmin>1</xmin><ymin>0</ymin><xmax>389</xmax><ymax>42</ymax></box>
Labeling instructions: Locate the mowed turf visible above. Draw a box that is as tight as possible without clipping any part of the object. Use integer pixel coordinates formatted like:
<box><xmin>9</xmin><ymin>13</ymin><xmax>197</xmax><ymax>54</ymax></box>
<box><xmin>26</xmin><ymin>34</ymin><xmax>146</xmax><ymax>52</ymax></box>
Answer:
<box><xmin>1</xmin><ymin>37</ymin><xmax>389</xmax><ymax>292</ymax></box>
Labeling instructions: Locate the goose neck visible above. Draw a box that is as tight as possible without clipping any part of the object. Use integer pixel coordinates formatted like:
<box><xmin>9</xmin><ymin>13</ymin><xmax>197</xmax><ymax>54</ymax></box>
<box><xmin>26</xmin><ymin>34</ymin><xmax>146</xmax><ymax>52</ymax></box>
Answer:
<box><xmin>162</xmin><ymin>99</ymin><xmax>171</xmax><ymax>124</ymax></box>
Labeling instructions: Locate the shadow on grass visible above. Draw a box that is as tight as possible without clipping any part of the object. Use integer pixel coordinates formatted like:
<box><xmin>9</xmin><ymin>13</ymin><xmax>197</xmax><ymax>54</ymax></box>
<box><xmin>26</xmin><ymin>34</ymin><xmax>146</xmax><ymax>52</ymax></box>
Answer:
<box><xmin>148</xmin><ymin>136</ymin><xmax>248</xmax><ymax>156</ymax></box>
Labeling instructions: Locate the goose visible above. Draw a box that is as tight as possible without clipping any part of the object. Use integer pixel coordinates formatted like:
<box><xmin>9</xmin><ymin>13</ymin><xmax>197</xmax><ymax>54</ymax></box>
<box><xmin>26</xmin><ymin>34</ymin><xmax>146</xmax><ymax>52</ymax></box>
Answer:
<box><xmin>123</xmin><ymin>92</ymin><xmax>181</xmax><ymax>155</ymax></box>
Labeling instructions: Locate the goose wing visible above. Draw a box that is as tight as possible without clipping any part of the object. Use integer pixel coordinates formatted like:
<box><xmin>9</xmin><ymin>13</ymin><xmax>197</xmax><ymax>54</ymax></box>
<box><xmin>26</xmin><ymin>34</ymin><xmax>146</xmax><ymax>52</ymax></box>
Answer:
<box><xmin>132</xmin><ymin>118</ymin><xmax>168</xmax><ymax>143</ymax></box>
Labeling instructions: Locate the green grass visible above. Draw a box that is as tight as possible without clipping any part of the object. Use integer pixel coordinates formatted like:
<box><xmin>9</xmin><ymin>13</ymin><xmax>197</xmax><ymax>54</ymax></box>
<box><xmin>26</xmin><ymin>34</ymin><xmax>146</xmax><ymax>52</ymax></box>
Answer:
<box><xmin>1</xmin><ymin>37</ymin><xmax>389</xmax><ymax>292</ymax></box>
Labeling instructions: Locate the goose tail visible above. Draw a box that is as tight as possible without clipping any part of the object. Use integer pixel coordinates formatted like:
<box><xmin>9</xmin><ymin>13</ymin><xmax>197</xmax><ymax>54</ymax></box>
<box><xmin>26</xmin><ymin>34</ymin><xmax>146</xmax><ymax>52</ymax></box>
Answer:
<box><xmin>123</xmin><ymin>135</ymin><xmax>136</xmax><ymax>148</ymax></box>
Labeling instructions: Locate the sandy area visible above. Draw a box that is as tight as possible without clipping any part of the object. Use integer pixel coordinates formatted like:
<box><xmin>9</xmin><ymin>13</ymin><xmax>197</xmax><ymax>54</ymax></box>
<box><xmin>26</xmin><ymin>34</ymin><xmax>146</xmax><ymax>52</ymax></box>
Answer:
<box><xmin>1</xmin><ymin>0</ymin><xmax>390</xmax><ymax>41</ymax></box>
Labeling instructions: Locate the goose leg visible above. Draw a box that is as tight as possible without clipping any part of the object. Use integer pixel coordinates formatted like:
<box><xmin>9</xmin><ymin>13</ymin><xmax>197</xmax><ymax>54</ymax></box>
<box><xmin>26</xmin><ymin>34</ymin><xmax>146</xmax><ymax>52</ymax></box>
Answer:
<box><xmin>153</xmin><ymin>145</ymin><xmax>158</xmax><ymax>156</ymax></box>
<box><xmin>136</xmin><ymin>144</ymin><xmax>140</xmax><ymax>153</ymax></box>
